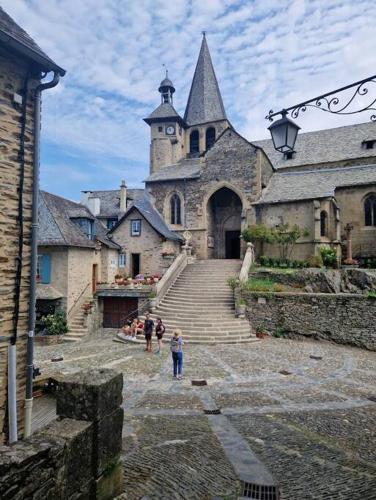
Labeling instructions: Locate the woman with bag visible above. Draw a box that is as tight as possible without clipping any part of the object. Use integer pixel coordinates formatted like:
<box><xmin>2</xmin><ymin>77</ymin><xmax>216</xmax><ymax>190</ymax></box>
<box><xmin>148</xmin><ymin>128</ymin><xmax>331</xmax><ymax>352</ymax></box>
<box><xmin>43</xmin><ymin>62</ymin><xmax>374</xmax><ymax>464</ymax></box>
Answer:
<box><xmin>170</xmin><ymin>329</ymin><xmax>183</xmax><ymax>379</ymax></box>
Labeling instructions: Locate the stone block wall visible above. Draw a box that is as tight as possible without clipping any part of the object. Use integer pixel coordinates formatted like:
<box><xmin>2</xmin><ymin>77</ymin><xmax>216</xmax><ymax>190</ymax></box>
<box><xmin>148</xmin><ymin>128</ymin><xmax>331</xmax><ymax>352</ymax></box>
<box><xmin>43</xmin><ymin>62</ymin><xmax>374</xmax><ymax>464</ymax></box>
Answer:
<box><xmin>0</xmin><ymin>368</ymin><xmax>124</xmax><ymax>499</ymax></box>
<box><xmin>243</xmin><ymin>291</ymin><xmax>376</xmax><ymax>351</ymax></box>
<box><xmin>0</xmin><ymin>47</ymin><xmax>40</xmax><ymax>443</ymax></box>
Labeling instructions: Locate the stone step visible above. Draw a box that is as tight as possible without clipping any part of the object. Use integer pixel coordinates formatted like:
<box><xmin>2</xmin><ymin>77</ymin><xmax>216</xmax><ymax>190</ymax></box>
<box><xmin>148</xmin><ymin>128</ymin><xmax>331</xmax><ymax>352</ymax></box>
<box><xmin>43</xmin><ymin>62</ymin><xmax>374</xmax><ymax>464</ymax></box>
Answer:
<box><xmin>114</xmin><ymin>336</ymin><xmax>257</xmax><ymax>345</ymax></box>
<box><xmin>163</xmin><ymin>290</ymin><xmax>233</xmax><ymax>298</ymax></box>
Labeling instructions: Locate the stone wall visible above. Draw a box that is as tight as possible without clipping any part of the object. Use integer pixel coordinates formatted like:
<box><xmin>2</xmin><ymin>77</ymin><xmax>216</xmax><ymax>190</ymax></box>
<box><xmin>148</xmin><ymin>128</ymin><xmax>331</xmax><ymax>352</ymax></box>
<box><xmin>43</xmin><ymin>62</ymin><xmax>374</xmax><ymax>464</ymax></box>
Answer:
<box><xmin>0</xmin><ymin>46</ymin><xmax>40</xmax><ymax>443</ymax></box>
<box><xmin>243</xmin><ymin>291</ymin><xmax>376</xmax><ymax>350</ymax></box>
<box><xmin>0</xmin><ymin>368</ymin><xmax>124</xmax><ymax>499</ymax></box>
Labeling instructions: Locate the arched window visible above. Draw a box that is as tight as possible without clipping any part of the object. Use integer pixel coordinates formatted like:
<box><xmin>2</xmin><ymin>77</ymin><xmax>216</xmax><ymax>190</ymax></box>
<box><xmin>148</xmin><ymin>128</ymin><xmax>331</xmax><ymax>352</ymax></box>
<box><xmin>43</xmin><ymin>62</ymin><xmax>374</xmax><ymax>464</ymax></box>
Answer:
<box><xmin>320</xmin><ymin>210</ymin><xmax>328</xmax><ymax>237</ymax></box>
<box><xmin>364</xmin><ymin>194</ymin><xmax>376</xmax><ymax>226</ymax></box>
<box><xmin>170</xmin><ymin>194</ymin><xmax>181</xmax><ymax>225</ymax></box>
<box><xmin>206</xmin><ymin>127</ymin><xmax>216</xmax><ymax>150</ymax></box>
<box><xmin>190</xmin><ymin>130</ymin><xmax>199</xmax><ymax>154</ymax></box>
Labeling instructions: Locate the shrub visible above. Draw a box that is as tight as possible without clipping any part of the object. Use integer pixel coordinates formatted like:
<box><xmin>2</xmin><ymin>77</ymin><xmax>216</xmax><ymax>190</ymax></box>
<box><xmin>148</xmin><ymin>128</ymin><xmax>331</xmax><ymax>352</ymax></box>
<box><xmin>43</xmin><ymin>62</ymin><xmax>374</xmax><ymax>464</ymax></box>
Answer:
<box><xmin>307</xmin><ymin>254</ymin><xmax>323</xmax><ymax>268</ymax></box>
<box><xmin>242</xmin><ymin>225</ymin><xmax>274</xmax><ymax>244</ymax></box>
<box><xmin>320</xmin><ymin>247</ymin><xmax>337</xmax><ymax>268</ymax></box>
<box><xmin>259</xmin><ymin>255</ymin><xmax>268</xmax><ymax>267</ymax></box>
<box><xmin>227</xmin><ymin>277</ymin><xmax>239</xmax><ymax>290</ymax></box>
<box><xmin>41</xmin><ymin>311</ymin><xmax>68</xmax><ymax>336</ymax></box>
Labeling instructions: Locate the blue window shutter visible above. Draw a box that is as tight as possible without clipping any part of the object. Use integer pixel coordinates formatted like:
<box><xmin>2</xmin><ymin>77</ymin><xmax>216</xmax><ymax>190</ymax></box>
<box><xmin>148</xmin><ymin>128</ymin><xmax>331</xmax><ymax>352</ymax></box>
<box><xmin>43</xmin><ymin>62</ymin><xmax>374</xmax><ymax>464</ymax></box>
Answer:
<box><xmin>41</xmin><ymin>255</ymin><xmax>51</xmax><ymax>284</ymax></box>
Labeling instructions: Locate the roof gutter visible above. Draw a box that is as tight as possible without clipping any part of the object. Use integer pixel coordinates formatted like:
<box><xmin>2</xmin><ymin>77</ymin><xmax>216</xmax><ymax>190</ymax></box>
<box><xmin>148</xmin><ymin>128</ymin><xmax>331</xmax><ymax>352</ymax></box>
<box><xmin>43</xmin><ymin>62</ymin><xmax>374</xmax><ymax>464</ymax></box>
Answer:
<box><xmin>24</xmin><ymin>70</ymin><xmax>62</xmax><ymax>439</ymax></box>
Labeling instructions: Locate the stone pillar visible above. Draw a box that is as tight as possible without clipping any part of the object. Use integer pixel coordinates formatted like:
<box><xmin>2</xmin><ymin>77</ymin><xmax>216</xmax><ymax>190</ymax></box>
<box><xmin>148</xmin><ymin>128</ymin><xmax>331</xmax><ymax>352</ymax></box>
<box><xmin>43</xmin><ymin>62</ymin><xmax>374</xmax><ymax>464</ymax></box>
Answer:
<box><xmin>57</xmin><ymin>368</ymin><xmax>124</xmax><ymax>499</ymax></box>
<box><xmin>343</xmin><ymin>223</ymin><xmax>357</xmax><ymax>266</ymax></box>
<box><xmin>313</xmin><ymin>200</ymin><xmax>321</xmax><ymax>243</ymax></box>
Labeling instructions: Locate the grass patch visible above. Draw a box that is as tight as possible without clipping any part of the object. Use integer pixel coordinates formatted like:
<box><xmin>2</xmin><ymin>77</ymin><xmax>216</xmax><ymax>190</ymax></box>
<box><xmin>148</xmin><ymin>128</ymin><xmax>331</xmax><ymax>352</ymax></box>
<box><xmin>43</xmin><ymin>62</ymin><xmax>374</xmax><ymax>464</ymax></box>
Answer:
<box><xmin>368</xmin><ymin>291</ymin><xmax>376</xmax><ymax>298</ymax></box>
<box><xmin>243</xmin><ymin>277</ymin><xmax>285</xmax><ymax>292</ymax></box>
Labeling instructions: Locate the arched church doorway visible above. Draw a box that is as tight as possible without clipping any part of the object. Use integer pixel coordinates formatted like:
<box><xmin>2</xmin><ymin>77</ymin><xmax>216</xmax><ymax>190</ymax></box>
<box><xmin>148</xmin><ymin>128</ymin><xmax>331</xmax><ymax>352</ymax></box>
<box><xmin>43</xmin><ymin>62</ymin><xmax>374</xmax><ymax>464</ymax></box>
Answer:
<box><xmin>207</xmin><ymin>187</ymin><xmax>242</xmax><ymax>259</ymax></box>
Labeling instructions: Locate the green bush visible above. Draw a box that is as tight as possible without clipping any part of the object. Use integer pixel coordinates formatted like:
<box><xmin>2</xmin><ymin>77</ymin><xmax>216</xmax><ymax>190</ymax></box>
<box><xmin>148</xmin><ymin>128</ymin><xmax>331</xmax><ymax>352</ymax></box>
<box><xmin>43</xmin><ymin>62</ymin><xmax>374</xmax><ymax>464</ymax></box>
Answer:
<box><xmin>320</xmin><ymin>247</ymin><xmax>337</xmax><ymax>268</ymax></box>
<box><xmin>259</xmin><ymin>255</ymin><xmax>268</xmax><ymax>267</ymax></box>
<box><xmin>227</xmin><ymin>277</ymin><xmax>239</xmax><ymax>290</ymax></box>
<box><xmin>41</xmin><ymin>310</ymin><xmax>68</xmax><ymax>336</ymax></box>
<box><xmin>242</xmin><ymin>225</ymin><xmax>274</xmax><ymax>244</ymax></box>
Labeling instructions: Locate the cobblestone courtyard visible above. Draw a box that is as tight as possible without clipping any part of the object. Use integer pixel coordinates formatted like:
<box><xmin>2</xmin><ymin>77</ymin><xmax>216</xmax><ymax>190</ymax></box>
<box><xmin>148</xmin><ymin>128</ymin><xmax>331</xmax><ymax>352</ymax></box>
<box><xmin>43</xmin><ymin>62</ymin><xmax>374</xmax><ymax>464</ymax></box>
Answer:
<box><xmin>34</xmin><ymin>335</ymin><xmax>376</xmax><ymax>499</ymax></box>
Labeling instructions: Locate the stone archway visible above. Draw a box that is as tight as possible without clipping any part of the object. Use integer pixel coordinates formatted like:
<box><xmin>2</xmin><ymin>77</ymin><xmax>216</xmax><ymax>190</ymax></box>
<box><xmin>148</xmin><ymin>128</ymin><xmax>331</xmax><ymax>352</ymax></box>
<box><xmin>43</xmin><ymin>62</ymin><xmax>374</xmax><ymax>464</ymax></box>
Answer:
<box><xmin>207</xmin><ymin>187</ymin><xmax>242</xmax><ymax>259</ymax></box>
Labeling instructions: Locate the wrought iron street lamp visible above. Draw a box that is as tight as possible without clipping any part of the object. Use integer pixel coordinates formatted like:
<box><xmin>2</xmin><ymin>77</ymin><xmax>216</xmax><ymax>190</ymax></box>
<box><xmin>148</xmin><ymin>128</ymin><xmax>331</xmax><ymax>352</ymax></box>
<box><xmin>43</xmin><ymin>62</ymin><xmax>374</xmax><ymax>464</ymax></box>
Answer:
<box><xmin>266</xmin><ymin>74</ymin><xmax>376</xmax><ymax>153</ymax></box>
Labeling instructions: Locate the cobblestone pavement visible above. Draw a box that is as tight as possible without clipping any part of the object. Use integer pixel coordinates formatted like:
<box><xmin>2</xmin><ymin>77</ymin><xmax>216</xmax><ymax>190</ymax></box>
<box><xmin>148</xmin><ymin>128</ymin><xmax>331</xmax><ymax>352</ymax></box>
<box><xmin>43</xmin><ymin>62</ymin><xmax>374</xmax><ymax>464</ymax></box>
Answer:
<box><xmin>34</xmin><ymin>334</ymin><xmax>376</xmax><ymax>499</ymax></box>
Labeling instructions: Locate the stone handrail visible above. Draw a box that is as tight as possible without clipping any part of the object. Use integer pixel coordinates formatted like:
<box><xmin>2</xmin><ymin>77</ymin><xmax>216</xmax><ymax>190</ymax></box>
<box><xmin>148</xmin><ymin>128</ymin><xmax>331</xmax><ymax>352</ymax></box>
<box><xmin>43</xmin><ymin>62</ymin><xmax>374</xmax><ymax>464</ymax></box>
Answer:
<box><xmin>239</xmin><ymin>242</ymin><xmax>255</xmax><ymax>283</ymax></box>
<box><xmin>155</xmin><ymin>251</ymin><xmax>188</xmax><ymax>305</ymax></box>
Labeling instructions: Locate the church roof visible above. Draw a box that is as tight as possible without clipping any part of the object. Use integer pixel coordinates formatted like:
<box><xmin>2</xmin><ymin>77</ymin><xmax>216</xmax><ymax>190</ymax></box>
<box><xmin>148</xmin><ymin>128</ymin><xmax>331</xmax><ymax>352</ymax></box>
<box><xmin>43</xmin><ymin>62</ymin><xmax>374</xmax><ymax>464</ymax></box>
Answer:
<box><xmin>184</xmin><ymin>35</ymin><xmax>227</xmax><ymax>126</ymax></box>
<box><xmin>86</xmin><ymin>188</ymin><xmax>144</xmax><ymax>218</ymax></box>
<box><xmin>39</xmin><ymin>191</ymin><xmax>119</xmax><ymax>249</ymax></box>
<box><xmin>254</xmin><ymin>164</ymin><xmax>376</xmax><ymax>205</ymax></box>
<box><xmin>145</xmin><ymin>159</ymin><xmax>202</xmax><ymax>183</ymax></box>
<box><xmin>144</xmin><ymin>102</ymin><xmax>184</xmax><ymax>125</ymax></box>
<box><xmin>253</xmin><ymin>122</ymin><xmax>376</xmax><ymax>170</ymax></box>
<box><xmin>0</xmin><ymin>6</ymin><xmax>65</xmax><ymax>75</ymax></box>
<box><xmin>109</xmin><ymin>197</ymin><xmax>183</xmax><ymax>242</ymax></box>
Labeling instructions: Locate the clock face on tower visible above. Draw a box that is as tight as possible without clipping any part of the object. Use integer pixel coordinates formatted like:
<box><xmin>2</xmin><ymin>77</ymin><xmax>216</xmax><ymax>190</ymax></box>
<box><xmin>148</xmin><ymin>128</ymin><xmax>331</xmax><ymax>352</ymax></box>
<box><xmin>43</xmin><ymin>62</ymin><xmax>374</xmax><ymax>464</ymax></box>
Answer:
<box><xmin>166</xmin><ymin>125</ymin><xmax>176</xmax><ymax>135</ymax></box>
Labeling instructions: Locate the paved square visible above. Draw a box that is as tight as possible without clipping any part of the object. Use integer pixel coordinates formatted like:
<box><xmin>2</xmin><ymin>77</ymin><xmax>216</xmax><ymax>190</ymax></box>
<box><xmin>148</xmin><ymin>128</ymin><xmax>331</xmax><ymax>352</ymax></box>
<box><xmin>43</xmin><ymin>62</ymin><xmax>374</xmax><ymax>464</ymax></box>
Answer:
<box><xmin>34</xmin><ymin>335</ymin><xmax>376</xmax><ymax>499</ymax></box>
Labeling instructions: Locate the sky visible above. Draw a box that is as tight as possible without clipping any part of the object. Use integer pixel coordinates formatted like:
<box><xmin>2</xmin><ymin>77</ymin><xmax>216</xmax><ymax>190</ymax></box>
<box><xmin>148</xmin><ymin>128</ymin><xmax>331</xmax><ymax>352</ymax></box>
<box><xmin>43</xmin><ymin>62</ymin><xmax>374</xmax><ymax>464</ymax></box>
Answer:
<box><xmin>3</xmin><ymin>0</ymin><xmax>376</xmax><ymax>200</ymax></box>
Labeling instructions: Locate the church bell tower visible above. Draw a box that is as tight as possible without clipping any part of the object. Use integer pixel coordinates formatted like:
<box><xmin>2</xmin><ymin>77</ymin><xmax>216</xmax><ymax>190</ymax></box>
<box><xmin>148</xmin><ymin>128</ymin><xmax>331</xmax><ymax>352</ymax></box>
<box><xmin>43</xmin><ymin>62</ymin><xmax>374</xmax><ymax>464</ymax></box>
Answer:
<box><xmin>144</xmin><ymin>72</ymin><xmax>185</xmax><ymax>173</ymax></box>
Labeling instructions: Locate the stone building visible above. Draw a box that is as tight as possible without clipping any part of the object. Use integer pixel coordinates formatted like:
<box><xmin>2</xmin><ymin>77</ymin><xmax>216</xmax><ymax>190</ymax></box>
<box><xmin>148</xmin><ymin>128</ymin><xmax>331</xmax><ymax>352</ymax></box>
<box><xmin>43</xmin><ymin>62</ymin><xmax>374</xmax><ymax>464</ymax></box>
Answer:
<box><xmin>142</xmin><ymin>34</ymin><xmax>376</xmax><ymax>263</ymax></box>
<box><xmin>0</xmin><ymin>7</ymin><xmax>64</xmax><ymax>442</ymax></box>
<box><xmin>37</xmin><ymin>191</ymin><xmax>120</xmax><ymax>335</ymax></box>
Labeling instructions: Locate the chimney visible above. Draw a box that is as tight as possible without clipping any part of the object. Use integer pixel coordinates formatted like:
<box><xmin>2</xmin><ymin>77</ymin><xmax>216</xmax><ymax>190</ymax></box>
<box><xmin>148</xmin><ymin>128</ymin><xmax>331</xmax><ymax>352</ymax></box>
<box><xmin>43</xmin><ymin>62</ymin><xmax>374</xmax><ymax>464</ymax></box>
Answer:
<box><xmin>120</xmin><ymin>180</ymin><xmax>127</xmax><ymax>212</ymax></box>
<box><xmin>80</xmin><ymin>190</ymin><xmax>92</xmax><ymax>205</ymax></box>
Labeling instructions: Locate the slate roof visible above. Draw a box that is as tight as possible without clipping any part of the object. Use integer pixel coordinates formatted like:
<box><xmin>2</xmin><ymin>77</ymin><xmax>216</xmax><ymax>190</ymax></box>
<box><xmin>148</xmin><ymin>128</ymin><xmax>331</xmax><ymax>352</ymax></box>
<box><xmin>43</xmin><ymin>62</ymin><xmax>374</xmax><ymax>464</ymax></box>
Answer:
<box><xmin>38</xmin><ymin>191</ymin><xmax>119</xmax><ymax>249</ymax></box>
<box><xmin>184</xmin><ymin>35</ymin><xmax>227</xmax><ymax>126</ymax></box>
<box><xmin>145</xmin><ymin>159</ymin><xmax>202</xmax><ymax>183</ymax></box>
<box><xmin>144</xmin><ymin>102</ymin><xmax>183</xmax><ymax>124</ymax></box>
<box><xmin>110</xmin><ymin>197</ymin><xmax>183</xmax><ymax>242</ymax></box>
<box><xmin>86</xmin><ymin>188</ymin><xmax>144</xmax><ymax>218</ymax></box>
<box><xmin>0</xmin><ymin>7</ymin><xmax>65</xmax><ymax>75</ymax></box>
<box><xmin>254</xmin><ymin>164</ymin><xmax>376</xmax><ymax>205</ymax></box>
<box><xmin>253</xmin><ymin>122</ymin><xmax>376</xmax><ymax>170</ymax></box>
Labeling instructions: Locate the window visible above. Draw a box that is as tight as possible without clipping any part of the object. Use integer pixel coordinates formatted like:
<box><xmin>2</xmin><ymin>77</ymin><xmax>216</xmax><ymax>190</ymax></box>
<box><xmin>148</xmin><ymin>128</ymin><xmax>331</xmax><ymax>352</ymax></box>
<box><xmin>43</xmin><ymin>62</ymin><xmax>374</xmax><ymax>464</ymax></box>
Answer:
<box><xmin>72</xmin><ymin>218</ymin><xmax>96</xmax><ymax>240</ymax></box>
<box><xmin>362</xmin><ymin>140</ymin><xmax>376</xmax><ymax>150</ymax></box>
<box><xmin>131</xmin><ymin>219</ymin><xmax>141</xmax><ymax>236</ymax></box>
<box><xmin>189</xmin><ymin>130</ymin><xmax>199</xmax><ymax>154</ymax></box>
<box><xmin>170</xmin><ymin>194</ymin><xmax>182</xmax><ymax>225</ymax></box>
<box><xmin>107</xmin><ymin>218</ymin><xmax>118</xmax><ymax>230</ymax></box>
<box><xmin>118</xmin><ymin>253</ymin><xmax>126</xmax><ymax>267</ymax></box>
<box><xmin>37</xmin><ymin>254</ymin><xmax>51</xmax><ymax>284</ymax></box>
<box><xmin>206</xmin><ymin>127</ymin><xmax>216</xmax><ymax>150</ymax></box>
<box><xmin>158</xmin><ymin>126</ymin><xmax>163</xmax><ymax>132</ymax></box>
<box><xmin>364</xmin><ymin>194</ymin><xmax>376</xmax><ymax>226</ymax></box>
<box><xmin>320</xmin><ymin>211</ymin><xmax>328</xmax><ymax>237</ymax></box>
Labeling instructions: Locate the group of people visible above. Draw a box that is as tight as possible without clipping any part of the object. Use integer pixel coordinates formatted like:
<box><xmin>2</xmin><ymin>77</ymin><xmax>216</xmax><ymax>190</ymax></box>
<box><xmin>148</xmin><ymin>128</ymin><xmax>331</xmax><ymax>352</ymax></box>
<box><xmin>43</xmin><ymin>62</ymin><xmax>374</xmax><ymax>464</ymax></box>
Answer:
<box><xmin>121</xmin><ymin>312</ymin><xmax>183</xmax><ymax>378</ymax></box>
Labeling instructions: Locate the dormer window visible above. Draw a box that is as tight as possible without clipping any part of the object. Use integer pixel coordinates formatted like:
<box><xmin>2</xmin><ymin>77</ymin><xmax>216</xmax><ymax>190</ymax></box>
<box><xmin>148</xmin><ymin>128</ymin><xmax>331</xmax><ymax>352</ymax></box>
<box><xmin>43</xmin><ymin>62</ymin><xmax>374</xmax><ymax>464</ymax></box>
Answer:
<box><xmin>362</xmin><ymin>140</ymin><xmax>376</xmax><ymax>150</ymax></box>
<box><xmin>72</xmin><ymin>218</ymin><xmax>96</xmax><ymax>240</ymax></box>
<box><xmin>283</xmin><ymin>151</ymin><xmax>295</xmax><ymax>160</ymax></box>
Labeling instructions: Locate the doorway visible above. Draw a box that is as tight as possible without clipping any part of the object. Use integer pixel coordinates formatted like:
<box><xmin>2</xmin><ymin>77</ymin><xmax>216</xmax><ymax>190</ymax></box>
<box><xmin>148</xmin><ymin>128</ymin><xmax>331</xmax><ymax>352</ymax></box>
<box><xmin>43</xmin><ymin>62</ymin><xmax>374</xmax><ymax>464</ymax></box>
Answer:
<box><xmin>103</xmin><ymin>297</ymin><xmax>137</xmax><ymax>328</ymax></box>
<box><xmin>131</xmin><ymin>253</ymin><xmax>140</xmax><ymax>277</ymax></box>
<box><xmin>206</xmin><ymin>187</ymin><xmax>242</xmax><ymax>259</ymax></box>
<box><xmin>225</xmin><ymin>231</ymin><xmax>241</xmax><ymax>259</ymax></box>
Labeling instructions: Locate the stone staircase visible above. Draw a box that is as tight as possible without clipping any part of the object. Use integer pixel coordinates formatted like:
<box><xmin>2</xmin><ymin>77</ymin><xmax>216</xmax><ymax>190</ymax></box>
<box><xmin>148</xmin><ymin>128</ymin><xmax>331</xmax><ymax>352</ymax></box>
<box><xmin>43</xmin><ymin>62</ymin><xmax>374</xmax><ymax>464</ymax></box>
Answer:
<box><xmin>141</xmin><ymin>259</ymin><xmax>257</xmax><ymax>345</ymax></box>
<box><xmin>63</xmin><ymin>303</ymin><xmax>90</xmax><ymax>343</ymax></box>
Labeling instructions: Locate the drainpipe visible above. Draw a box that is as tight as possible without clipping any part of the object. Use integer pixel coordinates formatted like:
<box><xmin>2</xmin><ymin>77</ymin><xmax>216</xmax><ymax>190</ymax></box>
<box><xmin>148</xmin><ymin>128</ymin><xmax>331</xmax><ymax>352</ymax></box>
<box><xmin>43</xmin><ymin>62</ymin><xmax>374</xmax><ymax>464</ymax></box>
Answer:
<box><xmin>24</xmin><ymin>71</ymin><xmax>61</xmax><ymax>439</ymax></box>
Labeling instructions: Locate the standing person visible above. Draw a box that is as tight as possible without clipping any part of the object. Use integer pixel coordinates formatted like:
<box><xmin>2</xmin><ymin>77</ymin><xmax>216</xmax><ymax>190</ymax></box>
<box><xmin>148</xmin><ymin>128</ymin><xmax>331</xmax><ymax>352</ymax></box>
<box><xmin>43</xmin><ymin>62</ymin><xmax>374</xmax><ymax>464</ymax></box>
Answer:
<box><xmin>155</xmin><ymin>317</ymin><xmax>165</xmax><ymax>355</ymax></box>
<box><xmin>170</xmin><ymin>329</ymin><xmax>183</xmax><ymax>379</ymax></box>
<box><xmin>143</xmin><ymin>312</ymin><xmax>154</xmax><ymax>352</ymax></box>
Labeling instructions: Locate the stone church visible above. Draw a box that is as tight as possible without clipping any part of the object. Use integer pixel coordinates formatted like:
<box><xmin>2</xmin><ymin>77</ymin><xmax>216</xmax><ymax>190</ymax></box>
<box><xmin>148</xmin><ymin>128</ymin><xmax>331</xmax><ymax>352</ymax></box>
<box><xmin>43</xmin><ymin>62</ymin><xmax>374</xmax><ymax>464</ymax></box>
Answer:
<box><xmin>142</xmin><ymin>34</ymin><xmax>376</xmax><ymax>262</ymax></box>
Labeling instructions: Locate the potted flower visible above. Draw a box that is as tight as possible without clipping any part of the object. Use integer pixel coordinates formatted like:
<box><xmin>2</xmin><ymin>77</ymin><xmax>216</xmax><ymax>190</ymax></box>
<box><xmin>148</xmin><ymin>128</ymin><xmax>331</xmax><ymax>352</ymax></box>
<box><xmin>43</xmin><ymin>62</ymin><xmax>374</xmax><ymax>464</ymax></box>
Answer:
<box><xmin>149</xmin><ymin>291</ymin><xmax>157</xmax><ymax>311</ymax></box>
<box><xmin>36</xmin><ymin>311</ymin><xmax>68</xmax><ymax>345</ymax></box>
<box><xmin>81</xmin><ymin>302</ymin><xmax>93</xmax><ymax>314</ymax></box>
<box><xmin>115</xmin><ymin>273</ymin><xmax>123</xmax><ymax>284</ymax></box>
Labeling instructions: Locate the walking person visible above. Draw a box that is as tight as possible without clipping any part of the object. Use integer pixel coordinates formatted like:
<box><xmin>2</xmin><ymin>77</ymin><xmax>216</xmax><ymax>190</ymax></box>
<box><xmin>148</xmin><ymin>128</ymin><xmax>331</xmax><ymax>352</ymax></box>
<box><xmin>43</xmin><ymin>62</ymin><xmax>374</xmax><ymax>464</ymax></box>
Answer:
<box><xmin>143</xmin><ymin>312</ymin><xmax>154</xmax><ymax>352</ymax></box>
<box><xmin>170</xmin><ymin>329</ymin><xmax>183</xmax><ymax>379</ymax></box>
<box><xmin>155</xmin><ymin>317</ymin><xmax>165</xmax><ymax>355</ymax></box>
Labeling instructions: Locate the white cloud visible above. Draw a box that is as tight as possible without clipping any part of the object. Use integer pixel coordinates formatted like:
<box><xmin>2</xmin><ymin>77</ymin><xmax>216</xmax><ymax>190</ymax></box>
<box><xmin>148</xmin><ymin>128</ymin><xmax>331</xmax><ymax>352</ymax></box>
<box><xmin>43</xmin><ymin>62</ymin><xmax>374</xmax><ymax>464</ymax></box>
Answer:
<box><xmin>3</xmin><ymin>0</ymin><xmax>376</xmax><ymax>196</ymax></box>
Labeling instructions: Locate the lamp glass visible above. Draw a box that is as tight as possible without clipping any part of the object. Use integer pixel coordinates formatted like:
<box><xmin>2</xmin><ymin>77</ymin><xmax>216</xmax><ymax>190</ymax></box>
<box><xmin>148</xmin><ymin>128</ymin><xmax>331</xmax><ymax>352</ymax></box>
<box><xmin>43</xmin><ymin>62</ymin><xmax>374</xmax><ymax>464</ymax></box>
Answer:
<box><xmin>268</xmin><ymin>115</ymin><xmax>300</xmax><ymax>153</ymax></box>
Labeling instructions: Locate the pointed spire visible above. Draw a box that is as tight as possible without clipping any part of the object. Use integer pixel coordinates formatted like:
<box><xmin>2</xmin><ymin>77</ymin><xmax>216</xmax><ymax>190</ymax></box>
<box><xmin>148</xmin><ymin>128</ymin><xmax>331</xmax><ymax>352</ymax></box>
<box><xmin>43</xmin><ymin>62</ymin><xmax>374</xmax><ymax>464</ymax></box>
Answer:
<box><xmin>184</xmin><ymin>34</ymin><xmax>227</xmax><ymax>126</ymax></box>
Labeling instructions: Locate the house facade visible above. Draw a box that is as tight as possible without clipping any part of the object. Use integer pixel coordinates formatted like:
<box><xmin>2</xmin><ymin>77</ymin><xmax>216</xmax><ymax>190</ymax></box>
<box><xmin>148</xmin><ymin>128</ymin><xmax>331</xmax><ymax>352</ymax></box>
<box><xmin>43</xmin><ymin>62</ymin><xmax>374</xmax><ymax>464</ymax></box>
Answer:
<box><xmin>0</xmin><ymin>7</ymin><xmax>64</xmax><ymax>442</ymax></box>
